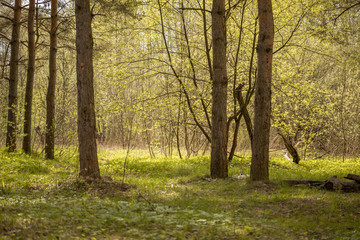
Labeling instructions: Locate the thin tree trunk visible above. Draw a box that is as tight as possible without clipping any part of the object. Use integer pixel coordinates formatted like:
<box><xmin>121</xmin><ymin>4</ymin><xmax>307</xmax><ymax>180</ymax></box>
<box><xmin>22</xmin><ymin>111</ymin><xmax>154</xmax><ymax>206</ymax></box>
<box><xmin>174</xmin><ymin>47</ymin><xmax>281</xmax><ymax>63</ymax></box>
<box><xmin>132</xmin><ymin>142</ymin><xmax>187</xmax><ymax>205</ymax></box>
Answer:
<box><xmin>157</xmin><ymin>0</ymin><xmax>211</xmax><ymax>143</ymax></box>
<box><xmin>235</xmin><ymin>84</ymin><xmax>253</xmax><ymax>143</ymax></box>
<box><xmin>250</xmin><ymin>0</ymin><xmax>274</xmax><ymax>181</ymax></box>
<box><xmin>175</xmin><ymin>81</ymin><xmax>183</xmax><ymax>159</ymax></box>
<box><xmin>45</xmin><ymin>0</ymin><xmax>58</xmax><ymax>159</ymax></box>
<box><xmin>211</xmin><ymin>0</ymin><xmax>228</xmax><ymax>178</ymax></box>
<box><xmin>228</xmin><ymin>116</ymin><xmax>241</xmax><ymax>162</ymax></box>
<box><xmin>75</xmin><ymin>0</ymin><xmax>100</xmax><ymax>179</ymax></box>
<box><xmin>6</xmin><ymin>0</ymin><xmax>21</xmax><ymax>152</ymax></box>
<box><xmin>227</xmin><ymin>0</ymin><xmax>247</xmax><ymax>163</ymax></box>
<box><xmin>228</xmin><ymin>83</ymin><xmax>255</xmax><ymax>162</ymax></box>
<box><xmin>181</xmin><ymin>1</ymin><xmax>211</xmax><ymax>130</ymax></box>
<box><xmin>23</xmin><ymin>0</ymin><xmax>36</xmax><ymax>154</ymax></box>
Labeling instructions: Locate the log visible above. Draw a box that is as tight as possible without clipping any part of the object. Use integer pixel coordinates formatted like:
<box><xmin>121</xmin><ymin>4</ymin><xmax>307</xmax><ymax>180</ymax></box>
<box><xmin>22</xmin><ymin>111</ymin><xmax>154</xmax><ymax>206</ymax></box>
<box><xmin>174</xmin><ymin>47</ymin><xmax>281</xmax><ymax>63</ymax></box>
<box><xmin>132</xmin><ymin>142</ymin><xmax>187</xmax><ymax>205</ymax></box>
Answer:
<box><xmin>284</xmin><ymin>174</ymin><xmax>360</xmax><ymax>192</ymax></box>
<box><xmin>283</xmin><ymin>179</ymin><xmax>325</xmax><ymax>187</ymax></box>
<box><xmin>322</xmin><ymin>175</ymin><xmax>360</xmax><ymax>192</ymax></box>
<box><xmin>322</xmin><ymin>176</ymin><xmax>342</xmax><ymax>191</ymax></box>
<box><xmin>344</xmin><ymin>174</ymin><xmax>360</xmax><ymax>183</ymax></box>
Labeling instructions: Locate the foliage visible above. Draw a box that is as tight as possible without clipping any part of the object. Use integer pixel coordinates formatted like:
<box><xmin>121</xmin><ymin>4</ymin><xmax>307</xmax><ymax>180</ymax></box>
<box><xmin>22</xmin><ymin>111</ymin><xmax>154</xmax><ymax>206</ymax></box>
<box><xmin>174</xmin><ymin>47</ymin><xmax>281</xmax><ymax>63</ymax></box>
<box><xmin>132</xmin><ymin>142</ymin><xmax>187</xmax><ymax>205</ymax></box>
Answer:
<box><xmin>2</xmin><ymin>0</ymin><xmax>360</xmax><ymax>156</ymax></box>
<box><xmin>1</xmin><ymin>149</ymin><xmax>360</xmax><ymax>239</ymax></box>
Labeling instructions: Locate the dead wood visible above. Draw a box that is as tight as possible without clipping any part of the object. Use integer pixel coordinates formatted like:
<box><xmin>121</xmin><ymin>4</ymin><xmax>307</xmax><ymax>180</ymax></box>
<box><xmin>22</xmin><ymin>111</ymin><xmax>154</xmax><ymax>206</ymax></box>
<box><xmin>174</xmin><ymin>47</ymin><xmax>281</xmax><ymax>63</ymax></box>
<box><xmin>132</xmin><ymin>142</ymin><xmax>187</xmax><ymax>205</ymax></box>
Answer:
<box><xmin>282</xmin><ymin>179</ymin><xmax>325</xmax><ymax>187</ymax></box>
<box><xmin>284</xmin><ymin>174</ymin><xmax>360</xmax><ymax>192</ymax></box>
<box><xmin>344</xmin><ymin>174</ymin><xmax>360</xmax><ymax>183</ymax></box>
<box><xmin>278</xmin><ymin>132</ymin><xmax>300</xmax><ymax>164</ymax></box>
<box><xmin>323</xmin><ymin>175</ymin><xmax>360</xmax><ymax>192</ymax></box>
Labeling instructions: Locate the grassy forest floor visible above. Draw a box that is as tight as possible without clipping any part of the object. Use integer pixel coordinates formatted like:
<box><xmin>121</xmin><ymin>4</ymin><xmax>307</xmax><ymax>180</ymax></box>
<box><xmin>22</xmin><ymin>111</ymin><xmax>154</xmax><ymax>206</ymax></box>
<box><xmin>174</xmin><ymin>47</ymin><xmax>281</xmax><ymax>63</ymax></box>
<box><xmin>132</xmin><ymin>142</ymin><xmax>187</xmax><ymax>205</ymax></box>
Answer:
<box><xmin>0</xmin><ymin>148</ymin><xmax>360</xmax><ymax>239</ymax></box>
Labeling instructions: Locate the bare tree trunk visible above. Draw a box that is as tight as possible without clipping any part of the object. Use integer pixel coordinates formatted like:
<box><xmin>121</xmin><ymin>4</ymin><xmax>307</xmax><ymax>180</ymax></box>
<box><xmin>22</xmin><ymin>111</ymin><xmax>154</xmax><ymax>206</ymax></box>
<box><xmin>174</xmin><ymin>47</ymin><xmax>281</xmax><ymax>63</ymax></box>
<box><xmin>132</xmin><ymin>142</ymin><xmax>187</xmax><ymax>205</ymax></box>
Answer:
<box><xmin>75</xmin><ymin>0</ymin><xmax>100</xmax><ymax>179</ymax></box>
<box><xmin>227</xmin><ymin>1</ymin><xmax>247</xmax><ymax>163</ymax></box>
<box><xmin>45</xmin><ymin>0</ymin><xmax>58</xmax><ymax>159</ymax></box>
<box><xmin>236</xmin><ymin>84</ymin><xmax>253</xmax><ymax>143</ymax></box>
<box><xmin>278</xmin><ymin>132</ymin><xmax>300</xmax><ymax>164</ymax></box>
<box><xmin>211</xmin><ymin>0</ymin><xmax>228</xmax><ymax>178</ymax></box>
<box><xmin>228</xmin><ymin>84</ymin><xmax>254</xmax><ymax>162</ymax></box>
<box><xmin>250</xmin><ymin>0</ymin><xmax>274</xmax><ymax>181</ymax></box>
<box><xmin>176</xmin><ymin>91</ymin><xmax>183</xmax><ymax>159</ymax></box>
<box><xmin>23</xmin><ymin>0</ymin><xmax>36</xmax><ymax>154</ymax></box>
<box><xmin>6</xmin><ymin>0</ymin><xmax>21</xmax><ymax>152</ymax></box>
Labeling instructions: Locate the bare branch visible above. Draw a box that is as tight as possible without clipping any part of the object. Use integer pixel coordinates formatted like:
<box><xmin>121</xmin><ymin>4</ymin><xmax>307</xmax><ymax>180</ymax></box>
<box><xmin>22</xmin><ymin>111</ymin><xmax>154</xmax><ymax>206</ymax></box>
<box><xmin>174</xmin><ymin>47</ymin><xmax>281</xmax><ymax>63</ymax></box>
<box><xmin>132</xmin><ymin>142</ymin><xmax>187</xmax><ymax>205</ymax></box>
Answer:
<box><xmin>273</xmin><ymin>10</ymin><xmax>307</xmax><ymax>55</ymax></box>
<box><xmin>0</xmin><ymin>15</ymin><xmax>13</xmax><ymax>22</ymax></box>
<box><xmin>0</xmin><ymin>32</ymin><xmax>10</xmax><ymax>41</ymax></box>
<box><xmin>157</xmin><ymin>0</ymin><xmax>211</xmax><ymax>143</ymax></box>
<box><xmin>334</xmin><ymin>1</ymin><xmax>360</xmax><ymax>23</ymax></box>
<box><xmin>0</xmin><ymin>1</ymin><xmax>14</xmax><ymax>10</ymax></box>
<box><xmin>179</xmin><ymin>7</ymin><xmax>211</xmax><ymax>13</ymax></box>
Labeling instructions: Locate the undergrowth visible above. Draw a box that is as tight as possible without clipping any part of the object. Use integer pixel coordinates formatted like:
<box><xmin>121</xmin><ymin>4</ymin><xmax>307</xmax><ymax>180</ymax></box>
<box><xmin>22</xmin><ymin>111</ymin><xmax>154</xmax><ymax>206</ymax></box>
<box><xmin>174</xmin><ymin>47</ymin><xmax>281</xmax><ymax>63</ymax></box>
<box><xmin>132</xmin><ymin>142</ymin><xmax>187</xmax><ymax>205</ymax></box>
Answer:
<box><xmin>0</xmin><ymin>148</ymin><xmax>360</xmax><ymax>239</ymax></box>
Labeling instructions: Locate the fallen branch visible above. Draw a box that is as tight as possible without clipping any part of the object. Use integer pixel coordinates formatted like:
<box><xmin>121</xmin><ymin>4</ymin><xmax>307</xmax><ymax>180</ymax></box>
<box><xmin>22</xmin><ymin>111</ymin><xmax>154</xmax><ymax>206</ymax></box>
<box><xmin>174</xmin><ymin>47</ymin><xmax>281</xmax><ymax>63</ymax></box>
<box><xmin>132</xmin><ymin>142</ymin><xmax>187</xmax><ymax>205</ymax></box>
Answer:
<box><xmin>282</xmin><ymin>179</ymin><xmax>325</xmax><ymax>187</ymax></box>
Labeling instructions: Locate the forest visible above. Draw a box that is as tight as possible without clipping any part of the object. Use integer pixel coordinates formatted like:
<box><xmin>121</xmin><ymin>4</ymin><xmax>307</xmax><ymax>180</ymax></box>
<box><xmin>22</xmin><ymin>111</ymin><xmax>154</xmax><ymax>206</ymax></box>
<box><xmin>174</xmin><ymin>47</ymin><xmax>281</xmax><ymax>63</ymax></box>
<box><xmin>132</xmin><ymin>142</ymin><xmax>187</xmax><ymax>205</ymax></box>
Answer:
<box><xmin>1</xmin><ymin>0</ymin><xmax>360</xmax><ymax>239</ymax></box>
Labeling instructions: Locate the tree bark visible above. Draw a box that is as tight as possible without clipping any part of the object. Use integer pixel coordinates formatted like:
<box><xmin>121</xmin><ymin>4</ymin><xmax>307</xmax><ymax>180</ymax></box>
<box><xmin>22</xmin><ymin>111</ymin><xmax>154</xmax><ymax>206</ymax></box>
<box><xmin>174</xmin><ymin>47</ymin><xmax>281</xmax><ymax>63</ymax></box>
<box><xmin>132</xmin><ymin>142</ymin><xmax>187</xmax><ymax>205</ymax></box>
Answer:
<box><xmin>278</xmin><ymin>132</ymin><xmax>300</xmax><ymax>164</ymax></box>
<box><xmin>235</xmin><ymin>84</ymin><xmax>253</xmax><ymax>144</ymax></box>
<box><xmin>6</xmin><ymin>0</ymin><xmax>21</xmax><ymax>152</ymax></box>
<box><xmin>250</xmin><ymin>0</ymin><xmax>274</xmax><ymax>181</ymax></box>
<box><xmin>75</xmin><ymin>0</ymin><xmax>100</xmax><ymax>179</ymax></box>
<box><xmin>210</xmin><ymin>0</ymin><xmax>228</xmax><ymax>178</ymax></box>
<box><xmin>23</xmin><ymin>0</ymin><xmax>36</xmax><ymax>154</ymax></box>
<box><xmin>45</xmin><ymin>0</ymin><xmax>58</xmax><ymax>159</ymax></box>
<box><xmin>228</xmin><ymin>84</ymin><xmax>254</xmax><ymax>162</ymax></box>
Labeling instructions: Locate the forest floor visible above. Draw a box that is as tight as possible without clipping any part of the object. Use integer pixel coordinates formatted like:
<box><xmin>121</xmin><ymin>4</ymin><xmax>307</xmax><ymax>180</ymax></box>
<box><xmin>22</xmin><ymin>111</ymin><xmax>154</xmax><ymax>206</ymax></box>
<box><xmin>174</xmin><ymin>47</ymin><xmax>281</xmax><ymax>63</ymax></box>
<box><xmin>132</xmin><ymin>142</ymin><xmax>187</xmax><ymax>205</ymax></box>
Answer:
<box><xmin>0</xmin><ymin>148</ymin><xmax>360</xmax><ymax>239</ymax></box>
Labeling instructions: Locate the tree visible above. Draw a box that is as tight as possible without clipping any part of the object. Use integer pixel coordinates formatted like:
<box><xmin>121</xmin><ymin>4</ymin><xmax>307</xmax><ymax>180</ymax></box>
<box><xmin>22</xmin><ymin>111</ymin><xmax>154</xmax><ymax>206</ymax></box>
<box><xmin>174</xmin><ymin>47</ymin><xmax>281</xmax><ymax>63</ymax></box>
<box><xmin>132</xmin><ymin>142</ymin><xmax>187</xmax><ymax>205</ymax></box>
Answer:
<box><xmin>23</xmin><ymin>0</ymin><xmax>36</xmax><ymax>154</ymax></box>
<box><xmin>250</xmin><ymin>0</ymin><xmax>274</xmax><ymax>181</ymax></box>
<box><xmin>75</xmin><ymin>0</ymin><xmax>100</xmax><ymax>179</ymax></box>
<box><xmin>6</xmin><ymin>0</ymin><xmax>21</xmax><ymax>152</ymax></box>
<box><xmin>210</xmin><ymin>0</ymin><xmax>228</xmax><ymax>178</ymax></box>
<box><xmin>45</xmin><ymin>0</ymin><xmax>58</xmax><ymax>159</ymax></box>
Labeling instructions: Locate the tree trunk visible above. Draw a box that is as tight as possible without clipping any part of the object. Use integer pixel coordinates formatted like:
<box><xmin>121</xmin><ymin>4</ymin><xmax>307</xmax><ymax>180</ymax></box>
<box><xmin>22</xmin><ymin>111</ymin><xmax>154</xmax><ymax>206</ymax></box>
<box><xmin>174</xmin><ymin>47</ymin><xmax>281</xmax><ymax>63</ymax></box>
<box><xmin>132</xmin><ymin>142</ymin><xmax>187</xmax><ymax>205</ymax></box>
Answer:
<box><xmin>210</xmin><ymin>0</ymin><xmax>228</xmax><ymax>178</ymax></box>
<box><xmin>278</xmin><ymin>132</ymin><xmax>300</xmax><ymax>164</ymax></box>
<box><xmin>23</xmin><ymin>0</ymin><xmax>36</xmax><ymax>154</ymax></box>
<box><xmin>75</xmin><ymin>0</ymin><xmax>100</xmax><ymax>179</ymax></box>
<box><xmin>235</xmin><ymin>84</ymin><xmax>253</xmax><ymax>144</ymax></box>
<box><xmin>6</xmin><ymin>0</ymin><xmax>21</xmax><ymax>152</ymax></box>
<box><xmin>228</xmin><ymin>84</ymin><xmax>254</xmax><ymax>162</ymax></box>
<box><xmin>250</xmin><ymin>0</ymin><xmax>274</xmax><ymax>181</ymax></box>
<box><xmin>228</xmin><ymin>116</ymin><xmax>241</xmax><ymax>162</ymax></box>
<box><xmin>45</xmin><ymin>0</ymin><xmax>57</xmax><ymax>159</ymax></box>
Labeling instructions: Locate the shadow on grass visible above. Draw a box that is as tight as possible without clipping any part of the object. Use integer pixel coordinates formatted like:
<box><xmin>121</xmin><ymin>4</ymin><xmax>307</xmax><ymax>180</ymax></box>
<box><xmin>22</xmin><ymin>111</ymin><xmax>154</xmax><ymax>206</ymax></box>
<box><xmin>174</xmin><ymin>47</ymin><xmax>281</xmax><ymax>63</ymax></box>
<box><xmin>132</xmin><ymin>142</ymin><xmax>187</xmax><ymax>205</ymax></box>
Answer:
<box><xmin>1</xmin><ymin>150</ymin><xmax>360</xmax><ymax>239</ymax></box>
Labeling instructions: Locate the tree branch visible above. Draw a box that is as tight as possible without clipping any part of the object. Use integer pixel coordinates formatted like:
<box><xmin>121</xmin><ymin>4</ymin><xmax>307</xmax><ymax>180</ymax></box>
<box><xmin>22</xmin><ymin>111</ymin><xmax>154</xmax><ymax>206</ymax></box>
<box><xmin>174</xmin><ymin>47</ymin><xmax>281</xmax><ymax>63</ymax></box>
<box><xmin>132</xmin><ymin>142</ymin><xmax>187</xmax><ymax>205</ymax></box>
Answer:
<box><xmin>179</xmin><ymin>7</ymin><xmax>211</xmax><ymax>14</ymax></box>
<box><xmin>334</xmin><ymin>1</ymin><xmax>360</xmax><ymax>23</ymax></box>
<box><xmin>273</xmin><ymin>10</ymin><xmax>306</xmax><ymax>55</ymax></box>
<box><xmin>157</xmin><ymin>0</ymin><xmax>211</xmax><ymax>143</ymax></box>
<box><xmin>0</xmin><ymin>1</ymin><xmax>14</xmax><ymax>10</ymax></box>
<box><xmin>0</xmin><ymin>15</ymin><xmax>13</xmax><ymax>22</ymax></box>
<box><xmin>0</xmin><ymin>32</ymin><xmax>10</xmax><ymax>41</ymax></box>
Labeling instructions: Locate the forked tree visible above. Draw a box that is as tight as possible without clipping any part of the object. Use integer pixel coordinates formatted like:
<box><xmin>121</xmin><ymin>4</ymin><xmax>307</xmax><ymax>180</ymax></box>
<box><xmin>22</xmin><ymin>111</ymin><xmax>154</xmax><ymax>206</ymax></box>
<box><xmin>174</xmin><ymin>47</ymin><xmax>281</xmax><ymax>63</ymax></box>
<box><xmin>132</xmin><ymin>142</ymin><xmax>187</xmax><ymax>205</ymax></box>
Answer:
<box><xmin>210</xmin><ymin>0</ymin><xmax>228</xmax><ymax>178</ymax></box>
<box><xmin>250</xmin><ymin>0</ymin><xmax>274</xmax><ymax>181</ymax></box>
<box><xmin>75</xmin><ymin>0</ymin><xmax>100</xmax><ymax>179</ymax></box>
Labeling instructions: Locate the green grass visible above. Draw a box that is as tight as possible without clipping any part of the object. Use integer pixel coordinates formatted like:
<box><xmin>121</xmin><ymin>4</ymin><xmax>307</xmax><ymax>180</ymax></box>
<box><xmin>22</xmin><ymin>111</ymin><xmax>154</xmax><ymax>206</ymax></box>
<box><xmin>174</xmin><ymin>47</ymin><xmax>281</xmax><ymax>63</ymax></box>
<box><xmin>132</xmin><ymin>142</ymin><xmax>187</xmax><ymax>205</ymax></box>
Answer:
<box><xmin>1</xmin><ymin>148</ymin><xmax>360</xmax><ymax>239</ymax></box>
